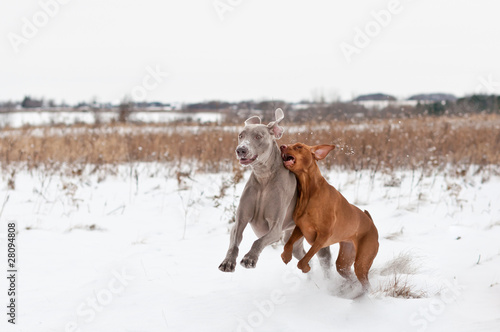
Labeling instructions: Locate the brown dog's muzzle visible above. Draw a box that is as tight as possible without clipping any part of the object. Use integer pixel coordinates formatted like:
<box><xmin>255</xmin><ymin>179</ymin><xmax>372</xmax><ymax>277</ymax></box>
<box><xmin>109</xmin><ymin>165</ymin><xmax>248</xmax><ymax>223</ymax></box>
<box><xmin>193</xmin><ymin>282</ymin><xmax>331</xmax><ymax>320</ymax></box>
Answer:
<box><xmin>280</xmin><ymin>145</ymin><xmax>296</xmax><ymax>168</ymax></box>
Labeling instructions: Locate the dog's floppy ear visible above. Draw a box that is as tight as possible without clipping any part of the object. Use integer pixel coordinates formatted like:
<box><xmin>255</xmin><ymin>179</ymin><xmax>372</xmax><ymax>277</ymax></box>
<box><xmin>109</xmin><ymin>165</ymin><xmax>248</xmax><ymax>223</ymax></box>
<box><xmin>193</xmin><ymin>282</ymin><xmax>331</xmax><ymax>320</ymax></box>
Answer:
<box><xmin>245</xmin><ymin>116</ymin><xmax>261</xmax><ymax>125</ymax></box>
<box><xmin>267</xmin><ymin>108</ymin><xmax>284</xmax><ymax>139</ymax></box>
<box><xmin>274</xmin><ymin>108</ymin><xmax>284</xmax><ymax>123</ymax></box>
<box><xmin>311</xmin><ymin>145</ymin><xmax>335</xmax><ymax>160</ymax></box>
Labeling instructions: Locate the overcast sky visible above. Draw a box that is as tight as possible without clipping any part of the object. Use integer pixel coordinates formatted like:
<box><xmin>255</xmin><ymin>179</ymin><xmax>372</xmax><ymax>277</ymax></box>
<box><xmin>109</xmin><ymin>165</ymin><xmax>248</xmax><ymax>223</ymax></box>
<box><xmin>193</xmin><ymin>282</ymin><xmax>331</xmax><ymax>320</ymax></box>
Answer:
<box><xmin>1</xmin><ymin>0</ymin><xmax>499</xmax><ymax>104</ymax></box>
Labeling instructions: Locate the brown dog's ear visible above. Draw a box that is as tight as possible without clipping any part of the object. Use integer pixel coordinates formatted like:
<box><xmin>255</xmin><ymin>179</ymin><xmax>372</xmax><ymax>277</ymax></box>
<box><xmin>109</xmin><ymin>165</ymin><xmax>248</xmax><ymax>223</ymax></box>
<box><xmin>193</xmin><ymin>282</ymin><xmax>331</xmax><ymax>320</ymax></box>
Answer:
<box><xmin>311</xmin><ymin>145</ymin><xmax>335</xmax><ymax>160</ymax></box>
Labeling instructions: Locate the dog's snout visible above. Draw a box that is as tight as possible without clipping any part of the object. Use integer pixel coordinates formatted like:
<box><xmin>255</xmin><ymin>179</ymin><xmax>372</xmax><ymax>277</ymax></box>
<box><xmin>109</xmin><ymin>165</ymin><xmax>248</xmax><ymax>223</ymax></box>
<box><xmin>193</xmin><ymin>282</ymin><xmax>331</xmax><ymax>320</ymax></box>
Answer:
<box><xmin>280</xmin><ymin>145</ymin><xmax>287</xmax><ymax>152</ymax></box>
<box><xmin>236</xmin><ymin>146</ymin><xmax>248</xmax><ymax>157</ymax></box>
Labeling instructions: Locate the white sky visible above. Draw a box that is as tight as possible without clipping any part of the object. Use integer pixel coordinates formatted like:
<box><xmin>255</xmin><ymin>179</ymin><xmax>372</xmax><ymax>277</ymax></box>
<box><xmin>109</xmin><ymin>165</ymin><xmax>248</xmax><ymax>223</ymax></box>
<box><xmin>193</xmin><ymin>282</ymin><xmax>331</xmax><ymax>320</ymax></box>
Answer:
<box><xmin>1</xmin><ymin>0</ymin><xmax>499</xmax><ymax>104</ymax></box>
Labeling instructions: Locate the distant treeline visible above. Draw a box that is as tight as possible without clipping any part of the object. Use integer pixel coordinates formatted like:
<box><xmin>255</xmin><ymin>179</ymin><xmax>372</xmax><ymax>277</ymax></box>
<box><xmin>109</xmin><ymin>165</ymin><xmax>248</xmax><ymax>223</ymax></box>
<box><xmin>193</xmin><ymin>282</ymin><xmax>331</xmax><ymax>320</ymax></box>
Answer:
<box><xmin>1</xmin><ymin>95</ymin><xmax>498</xmax><ymax>123</ymax></box>
<box><xmin>221</xmin><ymin>95</ymin><xmax>500</xmax><ymax>124</ymax></box>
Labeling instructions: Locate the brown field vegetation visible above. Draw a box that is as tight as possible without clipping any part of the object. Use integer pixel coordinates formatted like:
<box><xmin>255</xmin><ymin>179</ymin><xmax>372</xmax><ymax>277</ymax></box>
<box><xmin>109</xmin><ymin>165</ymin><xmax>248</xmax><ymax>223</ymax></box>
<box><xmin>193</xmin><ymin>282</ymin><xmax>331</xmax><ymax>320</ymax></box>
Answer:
<box><xmin>0</xmin><ymin>114</ymin><xmax>499</xmax><ymax>176</ymax></box>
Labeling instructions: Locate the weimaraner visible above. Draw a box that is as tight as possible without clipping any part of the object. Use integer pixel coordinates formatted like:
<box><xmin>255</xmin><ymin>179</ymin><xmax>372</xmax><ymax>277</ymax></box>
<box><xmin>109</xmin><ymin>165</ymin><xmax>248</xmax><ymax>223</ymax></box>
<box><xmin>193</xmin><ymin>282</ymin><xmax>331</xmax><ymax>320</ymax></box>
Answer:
<box><xmin>219</xmin><ymin>108</ymin><xmax>332</xmax><ymax>273</ymax></box>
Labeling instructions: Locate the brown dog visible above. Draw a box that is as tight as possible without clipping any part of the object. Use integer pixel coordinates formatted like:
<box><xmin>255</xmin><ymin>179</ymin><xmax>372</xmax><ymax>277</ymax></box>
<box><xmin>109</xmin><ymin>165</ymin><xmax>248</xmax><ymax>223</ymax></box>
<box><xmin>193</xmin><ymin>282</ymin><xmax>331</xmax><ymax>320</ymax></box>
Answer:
<box><xmin>280</xmin><ymin>143</ymin><xmax>379</xmax><ymax>290</ymax></box>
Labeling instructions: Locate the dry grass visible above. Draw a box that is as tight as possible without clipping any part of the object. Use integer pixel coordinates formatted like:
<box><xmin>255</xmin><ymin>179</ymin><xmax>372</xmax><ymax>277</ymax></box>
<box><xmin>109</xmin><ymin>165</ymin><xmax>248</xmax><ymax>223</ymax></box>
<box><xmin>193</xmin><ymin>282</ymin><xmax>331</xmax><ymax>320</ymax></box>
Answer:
<box><xmin>379</xmin><ymin>274</ymin><xmax>427</xmax><ymax>299</ymax></box>
<box><xmin>0</xmin><ymin>123</ymin><xmax>238</xmax><ymax>174</ymax></box>
<box><xmin>0</xmin><ymin>114</ymin><xmax>499</xmax><ymax>176</ymax></box>
<box><xmin>282</xmin><ymin>114</ymin><xmax>500</xmax><ymax>174</ymax></box>
<box><xmin>379</xmin><ymin>252</ymin><xmax>420</xmax><ymax>276</ymax></box>
<box><xmin>375</xmin><ymin>252</ymin><xmax>427</xmax><ymax>299</ymax></box>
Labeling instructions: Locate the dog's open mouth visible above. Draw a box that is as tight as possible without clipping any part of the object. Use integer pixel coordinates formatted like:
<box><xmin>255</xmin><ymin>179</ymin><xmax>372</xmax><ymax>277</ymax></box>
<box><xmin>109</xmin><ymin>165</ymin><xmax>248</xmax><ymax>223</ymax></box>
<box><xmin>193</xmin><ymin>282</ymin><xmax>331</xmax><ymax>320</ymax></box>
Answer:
<box><xmin>239</xmin><ymin>155</ymin><xmax>257</xmax><ymax>165</ymax></box>
<box><xmin>282</xmin><ymin>154</ymin><xmax>295</xmax><ymax>168</ymax></box>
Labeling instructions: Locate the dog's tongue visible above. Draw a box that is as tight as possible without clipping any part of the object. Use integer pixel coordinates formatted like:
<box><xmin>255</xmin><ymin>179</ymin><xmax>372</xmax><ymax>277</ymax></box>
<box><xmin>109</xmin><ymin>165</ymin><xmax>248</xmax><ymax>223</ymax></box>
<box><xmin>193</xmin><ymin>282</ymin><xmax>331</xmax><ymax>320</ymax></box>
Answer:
<box><xmin>239</xmin><ymin>156</ymin><xmax>256</xmax><ymax>165</ymax></box>
<box><xmin>282</xmin><ymin>154</ymin><xmax>295</xmax><ymax>168</ymax></box>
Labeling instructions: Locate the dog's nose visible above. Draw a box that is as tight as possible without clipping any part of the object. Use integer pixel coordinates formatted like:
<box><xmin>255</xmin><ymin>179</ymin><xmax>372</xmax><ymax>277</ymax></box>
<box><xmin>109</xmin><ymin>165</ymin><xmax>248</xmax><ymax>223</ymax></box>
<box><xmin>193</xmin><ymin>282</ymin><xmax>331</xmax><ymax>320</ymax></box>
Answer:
<box><xmin>280</xmin><ymin>145</ymin><xmax>287</xmax><ymax>152</ymax></box>
<box><xmin>236</xmin><ymin>146</ymin><xmax>248</xmax><ymax>157</ymax></box>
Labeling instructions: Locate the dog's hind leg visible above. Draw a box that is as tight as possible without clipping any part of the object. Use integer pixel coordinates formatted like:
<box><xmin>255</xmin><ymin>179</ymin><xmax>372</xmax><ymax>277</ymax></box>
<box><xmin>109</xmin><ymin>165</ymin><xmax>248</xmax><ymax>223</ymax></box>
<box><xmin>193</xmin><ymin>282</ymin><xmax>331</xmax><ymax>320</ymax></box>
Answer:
<box><xmin>292</xmin><ymin>237</ymin><xmax>306</xmax><ymax>260</ymax></box>
<box><xmin>336</xmin><ymin>241</ymin><xmax>356</xmax><ymax>281</ymax></box>
<box><xmin>283</xmin><ymin>228</ymin><xmax>306</xmax><ymax>261</ymax></box>
<box><xmin>317</xmin><ymin>247</ymin><xmax>332</xmax><ymax>278</ymax></box>
<box><xmin>242</xmin><ymin>219</ymin><xmax>283</xmax><ymax>268</ymax></box>
<box><xmin>353</xmin><ymin>230</ymin><xmax>379</xmax><ymax>292</ymax></box>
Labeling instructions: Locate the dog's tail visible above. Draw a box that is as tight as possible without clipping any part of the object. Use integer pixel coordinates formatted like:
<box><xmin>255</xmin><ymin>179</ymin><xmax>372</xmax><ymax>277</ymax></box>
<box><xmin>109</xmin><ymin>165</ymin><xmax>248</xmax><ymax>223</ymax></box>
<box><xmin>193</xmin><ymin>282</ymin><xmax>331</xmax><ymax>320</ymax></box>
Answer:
<box><xmin>364</xmin><ymin>210</ymin><xmax>373</xmax><ymax>221</ymax></box>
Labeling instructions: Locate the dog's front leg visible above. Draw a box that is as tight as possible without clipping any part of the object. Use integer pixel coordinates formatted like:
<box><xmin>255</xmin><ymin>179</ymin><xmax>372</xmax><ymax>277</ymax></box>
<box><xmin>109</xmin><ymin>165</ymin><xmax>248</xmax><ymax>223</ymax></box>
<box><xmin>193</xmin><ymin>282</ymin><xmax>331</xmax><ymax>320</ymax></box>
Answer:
<box><xmin>240</xmin><ymin>219</ymin><xmax>282</xmax><ymax>269</ymax></box>
<box><xmin>219</xmin><ymin>217</ymin><xmax>249</xmax><ymax>272</ymax></box>
<box><xmin>219</xmin><ymin>185</ymin><xmax>257</xmax><ymax>272</ymax></box>
<box><xmin>297</xmin><ymin>234</ymin><xmax>329</xmax><ymax>273</ymax></box>
<box><xmin>281</xmin><ymin>226</ymin><xmax>303</xmax><ymax>264</ymax></box>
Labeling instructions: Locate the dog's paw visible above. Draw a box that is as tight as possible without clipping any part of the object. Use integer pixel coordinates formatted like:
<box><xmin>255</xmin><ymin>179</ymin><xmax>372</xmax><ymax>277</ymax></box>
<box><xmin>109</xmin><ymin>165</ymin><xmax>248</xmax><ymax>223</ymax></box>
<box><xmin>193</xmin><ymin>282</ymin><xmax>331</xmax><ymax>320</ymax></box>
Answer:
<box><xmin>219</xmin><ymin>259</ymin><xmax>237</xmax><ymax>272</ymax></box>
<box><xmin>281</xmin><ymin>251</ymin><xmax>292</xmax><ymax>264</ymax></box>
<box><xmin>240</xmin><ymin>255</ymin><xmax>258</xmax><ymax>269</ymax></box>
<box><xmin>297</xmin><ymin>260</ymin><xmax>311</xmax><ymax>273</ymax></box>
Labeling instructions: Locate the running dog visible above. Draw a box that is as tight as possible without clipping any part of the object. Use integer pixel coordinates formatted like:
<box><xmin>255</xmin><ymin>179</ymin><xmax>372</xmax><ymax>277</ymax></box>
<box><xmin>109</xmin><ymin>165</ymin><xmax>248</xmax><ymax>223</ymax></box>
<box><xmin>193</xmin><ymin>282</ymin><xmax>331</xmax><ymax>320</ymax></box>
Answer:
<box><xmin>280</xmin><ymin>143</ymin><xmax>379</xmax><ymax>290</ymax></box>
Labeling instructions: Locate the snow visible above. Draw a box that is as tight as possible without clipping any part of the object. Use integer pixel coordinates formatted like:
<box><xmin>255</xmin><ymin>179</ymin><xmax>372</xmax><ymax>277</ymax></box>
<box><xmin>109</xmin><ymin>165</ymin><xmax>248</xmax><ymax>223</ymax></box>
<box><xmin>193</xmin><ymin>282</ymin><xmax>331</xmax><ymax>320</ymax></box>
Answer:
<box><xmin>0</xmin><ymin>165</ymin><xmax>499</xmax><ymax>332</ymax></box>
<box><xmin>0</xmin><ymin>111</ymin><xmax>222</xmax><ymax>128</ymax></box>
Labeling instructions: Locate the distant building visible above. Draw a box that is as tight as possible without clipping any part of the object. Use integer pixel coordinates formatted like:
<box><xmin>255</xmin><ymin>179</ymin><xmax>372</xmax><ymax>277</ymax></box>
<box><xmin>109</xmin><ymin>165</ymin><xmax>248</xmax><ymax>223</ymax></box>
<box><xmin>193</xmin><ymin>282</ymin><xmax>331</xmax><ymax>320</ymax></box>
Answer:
<box><xmin>408</xmin><ymin>93</ymin><xmax>457</xmax><ymax>103</ymax></box>
<box><xmin>351</xmin><ymin>93</ymin><xmax>457</xmax><ymax>110</ymax></box>
<box><xmin>134</xmin><ymin>102</ymin><xmax>173</xmax><ymax>111</ymax></box>
<box><xmin>186</xmin><ymin>101</ymin><xmax>231</xmax><ymax>112</ymax></box>
<box><xmin>21</xmin><ymin>96</ymin><xmax>43</xmax><ymax>108</ymax></box>
<box><xmin>352</xmin><ymin>93</ymin><xmax>397</xmax><ymax>109</ymax></box>
<box><xmin>290</xmin><ymin>102</ymin><xmax>312</xmax><ymax>111</ymax></box>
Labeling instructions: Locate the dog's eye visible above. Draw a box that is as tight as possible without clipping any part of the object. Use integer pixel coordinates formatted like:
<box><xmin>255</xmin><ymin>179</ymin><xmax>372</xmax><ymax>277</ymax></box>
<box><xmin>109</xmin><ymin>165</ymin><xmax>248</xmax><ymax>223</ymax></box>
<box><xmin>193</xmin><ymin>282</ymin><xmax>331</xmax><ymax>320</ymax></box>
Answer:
<box><xmin>238</xmin><ymin>134</ymin><xmax>243</xmax><ymax>139</ymax></box>
<box><xmin>255</xmin><ymin>135</ymin><xmax>262</xmax><ymax>140</ymax></box>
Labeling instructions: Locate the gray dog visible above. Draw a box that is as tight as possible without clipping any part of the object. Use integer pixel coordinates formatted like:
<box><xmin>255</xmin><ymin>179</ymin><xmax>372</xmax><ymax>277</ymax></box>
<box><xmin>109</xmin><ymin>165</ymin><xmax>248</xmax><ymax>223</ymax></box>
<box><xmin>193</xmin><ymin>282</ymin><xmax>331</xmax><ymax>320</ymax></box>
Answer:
<box><xmin>219</xmin><ymin>109</ymin><xmax>332</xmax><ymax>273</ymax></box>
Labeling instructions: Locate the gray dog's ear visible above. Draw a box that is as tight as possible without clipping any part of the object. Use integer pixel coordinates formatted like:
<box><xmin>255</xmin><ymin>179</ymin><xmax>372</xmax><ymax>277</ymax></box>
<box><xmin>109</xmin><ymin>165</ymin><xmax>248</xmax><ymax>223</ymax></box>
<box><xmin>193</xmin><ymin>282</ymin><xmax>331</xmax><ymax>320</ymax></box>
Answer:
<box><xmin>267</xmin><ymin>108</ymin><xmax>284</xmax><ymax>139</ymax></box>
<box><xmin>245</xmin><ymin>116</ymin><xmax>261</xmax><ymax>126</ymax></box>
<box><xmin>274</xmin><ymin>108</ymin><xmax>284</xmax><ymax>123</ymax></box>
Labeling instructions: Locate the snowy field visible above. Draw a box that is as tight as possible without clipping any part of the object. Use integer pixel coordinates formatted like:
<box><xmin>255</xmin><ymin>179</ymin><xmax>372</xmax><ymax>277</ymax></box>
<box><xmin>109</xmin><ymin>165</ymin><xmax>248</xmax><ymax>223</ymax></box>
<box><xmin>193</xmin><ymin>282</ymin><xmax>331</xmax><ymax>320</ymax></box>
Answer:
<box><xmin>1</xmin><ymin>165</ymin><xmax>499</xmax><ymax>332</ymax></box>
